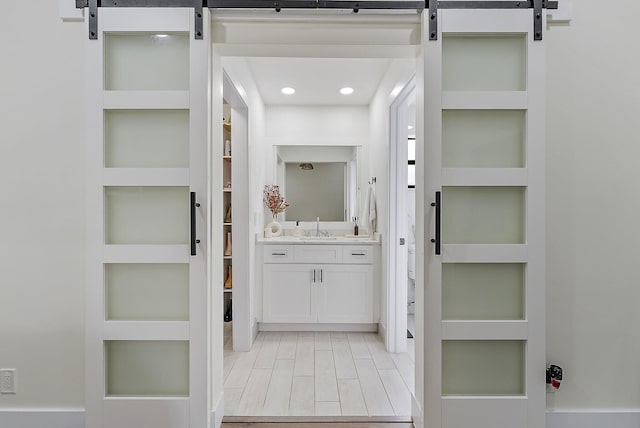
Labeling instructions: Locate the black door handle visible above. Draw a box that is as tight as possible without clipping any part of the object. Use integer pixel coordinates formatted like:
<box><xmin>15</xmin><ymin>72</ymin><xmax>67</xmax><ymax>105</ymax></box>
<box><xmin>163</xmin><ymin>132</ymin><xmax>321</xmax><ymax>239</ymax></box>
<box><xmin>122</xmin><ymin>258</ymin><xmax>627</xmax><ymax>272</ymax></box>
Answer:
<box><xmin>190</xmin><ymin>192</ymin><xmax>200</xmax><ymax>256</ymax></box>
<box><xmin>430</xmin><ymin>191</ymin><xmax>441</xmax><ymax>255</ymax></box>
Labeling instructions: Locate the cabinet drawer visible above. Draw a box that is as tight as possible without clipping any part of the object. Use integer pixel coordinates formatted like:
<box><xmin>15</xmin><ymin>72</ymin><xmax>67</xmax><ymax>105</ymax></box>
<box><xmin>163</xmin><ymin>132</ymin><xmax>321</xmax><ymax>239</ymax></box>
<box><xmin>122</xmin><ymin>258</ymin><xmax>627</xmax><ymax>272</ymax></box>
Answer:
<box><xmin>294</xmin><ymin>245</ymin><xmax>343</xmax><ymax>263</ymax></box>
<box><xmin>342</xmin><ymin>246</ymin><xmax>374</xmax><ymax>264</ymax></box>
<box><xmin>263</xmin><ymin>245</ymin><xmax>294</xmax><ymax>263</ymax></box>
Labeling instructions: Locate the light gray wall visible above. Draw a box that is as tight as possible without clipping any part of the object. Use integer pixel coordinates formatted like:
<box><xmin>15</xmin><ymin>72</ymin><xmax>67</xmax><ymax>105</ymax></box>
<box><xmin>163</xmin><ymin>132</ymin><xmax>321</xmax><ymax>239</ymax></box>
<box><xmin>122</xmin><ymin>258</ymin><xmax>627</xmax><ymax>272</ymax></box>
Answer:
<box><xmin>0</xmin><ymin>1</ymin><xmax>85</xmax><ymax>407</ymax></box>
<box><xmin>1</xmin><ymin>0</ymin><xmax>640</xmax><ymax>415</ymax></box>
<box><xmin>545</xmin><ymin>2</ymin><xmax>640</xmax><ymax>410</ymax></box>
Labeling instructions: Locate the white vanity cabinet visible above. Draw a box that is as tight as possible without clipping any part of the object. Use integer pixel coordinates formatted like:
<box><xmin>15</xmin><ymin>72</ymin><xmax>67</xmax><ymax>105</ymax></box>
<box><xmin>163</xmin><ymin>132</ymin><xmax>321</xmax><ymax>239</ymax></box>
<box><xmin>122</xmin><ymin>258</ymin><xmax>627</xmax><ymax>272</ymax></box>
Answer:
<box><xmin>262</xmin><ymin>244</ymin><xmax>375</xmax><ymax>325</ymax></box>
<box><xmin>263</xmin><ymin>263</ymin><xmax>317</xmax><ymax>323</ymax></box>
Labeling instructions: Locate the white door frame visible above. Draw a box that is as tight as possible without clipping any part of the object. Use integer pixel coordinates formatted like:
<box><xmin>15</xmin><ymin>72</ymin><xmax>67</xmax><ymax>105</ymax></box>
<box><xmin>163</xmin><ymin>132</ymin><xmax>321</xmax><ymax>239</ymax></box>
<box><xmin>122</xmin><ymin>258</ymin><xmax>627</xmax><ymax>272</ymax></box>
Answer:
<box><xmin>387</xmin><ymin>77</ymin><xmax>416</xmax><ymax>353</ymax></box>
<box><xmin>209</xmin><ymin>13</ymin><xmax>422</xmax><ymax>423</ymax></box>
<box><xmin>222</xmin><ymin>72</ymin><xmax>251</xmax><ymax>352</ymax></box>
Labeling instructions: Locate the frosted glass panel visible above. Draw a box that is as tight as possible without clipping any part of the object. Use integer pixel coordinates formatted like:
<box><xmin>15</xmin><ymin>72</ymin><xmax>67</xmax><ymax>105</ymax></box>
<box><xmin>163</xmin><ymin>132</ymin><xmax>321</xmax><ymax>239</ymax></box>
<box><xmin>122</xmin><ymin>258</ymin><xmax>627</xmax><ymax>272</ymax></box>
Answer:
<box><xmin>442</xmin><ymin>187</ymin><xmax>524</xmax><ymax>244</ymax></box>
<box><xmin>408</xmin><ymin>164</ymin><xmax>415</xmax><ymax>187</ymax></box>
<box><xmin>105</xmin><ymin>187</ymin><xmax>189</xmax><ymax>244</ymax></box>
<box><xmin>105</xmin><ymin>34</ymin><xmax>189</xmax><ymax>90</ymax></box>
<box><xmin>106</xmin><ymin>341</ymin><xmax>188</xmax><ymax>396</ymax></box>
<box><xmin>442</xmin><ymin>263</ymin><xmax>524</xmax><ymax>320</ymax></box>
<box><xmin>105</xmin><ymin>110</ymin><xmax>189</xmax><ymax>168</ymax></box>
<box><xmin>443</xmin><ymin>35</ymin><xmax>526</xmax><ymax>91</ymax></box>
<box><xmin>442</xmin><ymin>340</ymin><xmax>524</xmax><ymax>395</ymax></box>
<box><xmin>443</xmin><ymin>110</ymin><xmax>525</xmax><ymax>168</ymax></box>
<box><xmin>408</xmin><ymin>139</ymin><xmax>415</xmax><ymax>161</ymax></box>
<box><xmin>106</xmin><ymin>264</ymin><xmax>189</xmax><ymax>321</ymax></box>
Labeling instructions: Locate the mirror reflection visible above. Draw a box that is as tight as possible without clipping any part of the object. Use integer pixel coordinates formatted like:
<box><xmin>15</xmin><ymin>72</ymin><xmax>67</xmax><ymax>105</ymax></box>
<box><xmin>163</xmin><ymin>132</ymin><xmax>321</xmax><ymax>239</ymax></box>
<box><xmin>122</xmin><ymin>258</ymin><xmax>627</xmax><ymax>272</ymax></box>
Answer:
<box><xmin>275</xmin><ymin>145</ymin><xmax>358</xmax><ymax>223</ymax></box>
<box><xmin>285</xmin><ymin>162</ymin><xmax>346</xmax><ymax>221</ymax></box>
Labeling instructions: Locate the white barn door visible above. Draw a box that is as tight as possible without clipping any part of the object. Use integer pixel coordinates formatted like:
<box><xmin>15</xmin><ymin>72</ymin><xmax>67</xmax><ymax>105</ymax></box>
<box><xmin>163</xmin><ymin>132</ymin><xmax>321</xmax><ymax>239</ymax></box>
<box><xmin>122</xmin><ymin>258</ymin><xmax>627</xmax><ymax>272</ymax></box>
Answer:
<box><xmin>85</xmin><ymin>7</ymin><xmax>210</xmax><ymax>428</ymax></box>
<box><xmin>422</xmin><ymin>6</ymin><xmax>546</xmax><ymax>428</ymax></box>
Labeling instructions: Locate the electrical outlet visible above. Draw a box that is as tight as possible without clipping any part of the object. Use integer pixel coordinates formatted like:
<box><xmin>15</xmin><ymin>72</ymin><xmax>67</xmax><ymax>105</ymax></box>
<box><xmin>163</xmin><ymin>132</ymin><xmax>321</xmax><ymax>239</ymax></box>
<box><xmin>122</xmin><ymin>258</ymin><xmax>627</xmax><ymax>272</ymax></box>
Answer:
<box><xmin>0</xmin><ymin>369</ymin><xmax>16</xmax><ymax>394</ymax></box>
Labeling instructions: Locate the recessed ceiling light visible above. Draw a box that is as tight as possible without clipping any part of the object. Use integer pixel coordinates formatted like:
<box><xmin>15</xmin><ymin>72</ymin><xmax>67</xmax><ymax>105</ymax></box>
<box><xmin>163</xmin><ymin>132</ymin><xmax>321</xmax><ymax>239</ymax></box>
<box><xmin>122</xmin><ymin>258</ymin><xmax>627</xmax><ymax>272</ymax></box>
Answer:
<box><xmin>340</xmin><ymin>87</ymin><xmax>354</xmax><ymax>95</ymax></box>
<box><xmin>281</xmin><ymin>87</ymin><xmax>295</xmax><ymax>95</ymax></box>
<box><xmin>408</xmin><ymin>125</ymin><xmax>414</xmax><ymax>130</ymax></box>
<box><xmin>155</xmin><ymin>34</ymin><xmax>169</xmax><ymax>38</ymax></box>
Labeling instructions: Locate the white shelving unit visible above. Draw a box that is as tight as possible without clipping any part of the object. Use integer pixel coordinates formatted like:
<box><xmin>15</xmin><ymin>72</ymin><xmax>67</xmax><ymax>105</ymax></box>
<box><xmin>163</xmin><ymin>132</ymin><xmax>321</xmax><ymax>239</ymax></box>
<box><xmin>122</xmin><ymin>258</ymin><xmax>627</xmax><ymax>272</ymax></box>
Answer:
<box><xmin>222</xmin><ymin>106</ymin><xmax>233</xmax><ymax>317</ymax></box>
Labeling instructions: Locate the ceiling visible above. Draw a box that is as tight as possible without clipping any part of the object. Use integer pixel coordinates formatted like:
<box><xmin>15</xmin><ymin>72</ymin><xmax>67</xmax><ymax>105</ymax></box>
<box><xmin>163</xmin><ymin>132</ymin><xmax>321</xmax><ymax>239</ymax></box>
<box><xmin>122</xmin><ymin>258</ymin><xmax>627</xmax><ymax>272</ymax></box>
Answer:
<box><xmin>245</xmin><ymin>57</ymin><xmax>392</xmax><ymax>105</ymax></box>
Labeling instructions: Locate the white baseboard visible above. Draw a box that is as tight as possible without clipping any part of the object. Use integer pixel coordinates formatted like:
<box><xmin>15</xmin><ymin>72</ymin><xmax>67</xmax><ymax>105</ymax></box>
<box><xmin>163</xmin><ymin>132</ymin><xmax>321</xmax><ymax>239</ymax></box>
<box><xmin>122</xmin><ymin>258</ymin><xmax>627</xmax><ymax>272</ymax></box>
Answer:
<box><xmin>259</xmin><ymin>323</ymin><xmax>377</xmax><ymax>332</ymax></box>
<box><xmin>211</xmin><ymin>395</ymin><xmax>224</xmax><ymax>428</ymax></box>
<box><xmin>0</xmin><ymin>409</ymin><xmax>84</xmax><ymax>428</ymax></box>
<box><xmin>378</xmin><ymin>321</ymin><xmax>387</xmax><ymax>343</ymax></box>
<box><xmin>252</xmin><ymin>320</ymin><xmax>259</xmax><ymax>342</ymax></box>
<box><xmin>3</xmin><ymin>407</ymin><xmax>636</xmax><ymax>428</ymax></box>
<box><xmin>547</xmin><ymin>411</ymin><xmax>640</xmax><ymax>428</ymax></box>
<box><xmin>411</xmin><ymin>394</ymin><xmax>422</xmax><ymax>428</ymax></box>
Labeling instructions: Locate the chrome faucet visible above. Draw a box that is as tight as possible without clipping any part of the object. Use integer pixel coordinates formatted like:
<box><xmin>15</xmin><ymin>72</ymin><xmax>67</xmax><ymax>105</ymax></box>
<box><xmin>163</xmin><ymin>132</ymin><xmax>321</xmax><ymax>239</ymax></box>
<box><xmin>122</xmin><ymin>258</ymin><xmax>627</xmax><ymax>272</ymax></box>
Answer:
<box><xmin>316</xmin><ymin>217</ymin><xmax>320</xmax><ymax>237</ymax></box>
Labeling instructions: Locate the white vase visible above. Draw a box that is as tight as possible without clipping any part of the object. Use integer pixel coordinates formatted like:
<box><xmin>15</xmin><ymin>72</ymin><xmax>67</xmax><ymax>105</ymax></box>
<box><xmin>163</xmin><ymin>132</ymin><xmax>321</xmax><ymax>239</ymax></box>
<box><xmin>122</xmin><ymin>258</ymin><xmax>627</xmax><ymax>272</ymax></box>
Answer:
<box><xmin>266</xmin><ymin>217</ymin><xmax>283</xmax><ymax>237</ymax></box>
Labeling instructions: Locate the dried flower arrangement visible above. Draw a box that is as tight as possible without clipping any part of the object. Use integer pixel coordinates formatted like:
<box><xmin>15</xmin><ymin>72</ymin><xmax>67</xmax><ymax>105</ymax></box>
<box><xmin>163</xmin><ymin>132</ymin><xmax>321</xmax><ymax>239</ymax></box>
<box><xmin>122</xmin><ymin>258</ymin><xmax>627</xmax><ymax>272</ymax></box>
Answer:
<box><xmin>263</xmin><ymin>184</ymin><xmax>289</xmax><ymax>220</ymax></box>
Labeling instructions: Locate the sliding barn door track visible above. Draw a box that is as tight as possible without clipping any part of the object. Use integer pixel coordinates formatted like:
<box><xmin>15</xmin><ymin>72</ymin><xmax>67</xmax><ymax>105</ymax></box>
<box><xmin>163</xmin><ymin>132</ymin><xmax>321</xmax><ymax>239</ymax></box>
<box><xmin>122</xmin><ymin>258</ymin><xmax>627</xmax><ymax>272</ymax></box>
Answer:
<box><xmin>77</xmin><ymin>0</ymin><xmax>557</xmax><ymax>40</ymax></box>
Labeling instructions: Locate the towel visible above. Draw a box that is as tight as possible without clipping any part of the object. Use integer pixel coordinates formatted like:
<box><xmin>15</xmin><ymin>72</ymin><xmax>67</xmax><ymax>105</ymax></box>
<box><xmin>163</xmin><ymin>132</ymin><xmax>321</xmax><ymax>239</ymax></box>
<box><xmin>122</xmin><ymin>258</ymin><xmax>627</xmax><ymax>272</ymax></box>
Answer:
<box><xmin>361</xmin><ymin>184</ymin><xmax>377</xmax><ymax>236</ymax></box>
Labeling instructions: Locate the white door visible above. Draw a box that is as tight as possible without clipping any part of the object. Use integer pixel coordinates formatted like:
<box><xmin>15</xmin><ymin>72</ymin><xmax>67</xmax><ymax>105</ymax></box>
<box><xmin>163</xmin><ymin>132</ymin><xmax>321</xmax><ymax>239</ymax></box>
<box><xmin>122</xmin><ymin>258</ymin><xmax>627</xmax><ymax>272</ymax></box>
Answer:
<box><xmin>263</xmin><ymin>264</ymin><xmax>316</xmax><ymax>323</ymax></box>
<box><xmin>318</xmin><ymin>265</ymin><xmax>373</xmax><ymax>323</ymax></box>
<box><xmin>421</xmin><ymin>6</ymin><xmax>546</xmax><ymax>428</ymax></box>
<box><xmin>85</xmin><ymin>8</ymin><xmax>210</xmax><ymax>428</ymax></box>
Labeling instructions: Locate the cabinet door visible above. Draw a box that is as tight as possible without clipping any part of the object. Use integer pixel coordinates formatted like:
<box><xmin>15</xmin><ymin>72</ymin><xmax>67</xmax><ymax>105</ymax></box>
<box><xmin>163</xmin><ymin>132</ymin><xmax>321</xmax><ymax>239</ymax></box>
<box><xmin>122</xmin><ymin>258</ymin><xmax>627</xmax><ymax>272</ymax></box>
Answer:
<box><xmin>263</xmin><ymin>264</ymin><xmax>316</xmax><ymax>323</ymax></box>
<box><xmin>317</xmin><ymin>265</ymin><xmax>373</xmax><ymax>323</ymax></box>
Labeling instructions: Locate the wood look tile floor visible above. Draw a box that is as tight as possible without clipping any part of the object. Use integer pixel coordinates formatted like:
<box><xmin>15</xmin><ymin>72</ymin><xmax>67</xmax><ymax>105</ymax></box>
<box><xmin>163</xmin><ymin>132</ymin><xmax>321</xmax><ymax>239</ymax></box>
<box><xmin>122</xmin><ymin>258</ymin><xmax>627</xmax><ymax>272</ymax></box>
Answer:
<box><xmin>224</xmin><ymin>328</ymin><xmax>415</xmax><ymax>417</ymax></box>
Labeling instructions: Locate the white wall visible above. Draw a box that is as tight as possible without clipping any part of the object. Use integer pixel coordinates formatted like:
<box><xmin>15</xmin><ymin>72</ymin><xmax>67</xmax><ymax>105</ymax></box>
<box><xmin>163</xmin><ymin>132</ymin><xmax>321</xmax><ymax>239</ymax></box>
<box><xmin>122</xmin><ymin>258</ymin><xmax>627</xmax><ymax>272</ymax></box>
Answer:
<box><xmin>545</xmin><ymin>1</ymin><xmax>640</xmax><ymax>411</ymax></box>
<box><xmin>264</xmin><ymin>105</ymin><xmax>369</xmax><ymax>148</ymax></box>
<box><xmin>2</xmin><ymin>0</ymin><xmax>640</xmax><ymax>419</ymax></box>
<box><xmin>264</xmin><ymin>104</ymin><xmax>369</xmax><ymax>223</ymax></box>
<box><xmin>0</xmin><ymin>1</ymin><xmax>85</xmax><ymax>408</ymax></box>
<box><xmin>220</xmin><ymin>57</ymin><xmax>267</xmax><ymax>343</ymax></box>
<box><xmin>368</xmin><ymin>59</ymin><xmax>415</xmax><ymax>334</ymax></box>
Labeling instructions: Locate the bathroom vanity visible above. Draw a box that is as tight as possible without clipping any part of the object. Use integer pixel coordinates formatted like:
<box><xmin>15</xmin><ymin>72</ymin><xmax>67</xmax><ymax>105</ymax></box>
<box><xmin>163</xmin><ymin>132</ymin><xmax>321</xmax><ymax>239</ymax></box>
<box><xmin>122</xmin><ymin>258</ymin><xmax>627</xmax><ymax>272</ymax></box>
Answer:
<box><xmin>259</xmin><ymin>236</ymin><xmax>380</xmax><ymax>330</ymax></box>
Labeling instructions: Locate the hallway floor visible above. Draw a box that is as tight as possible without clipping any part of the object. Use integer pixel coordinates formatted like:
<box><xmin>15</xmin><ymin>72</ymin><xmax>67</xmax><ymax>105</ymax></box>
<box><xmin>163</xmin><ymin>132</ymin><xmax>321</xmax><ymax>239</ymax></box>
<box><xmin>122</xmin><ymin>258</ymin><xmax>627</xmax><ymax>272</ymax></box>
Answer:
<box><xmin>224</xmin><ymin>328</ymin><xmax>415</xmax><ymax>417</ymax></box>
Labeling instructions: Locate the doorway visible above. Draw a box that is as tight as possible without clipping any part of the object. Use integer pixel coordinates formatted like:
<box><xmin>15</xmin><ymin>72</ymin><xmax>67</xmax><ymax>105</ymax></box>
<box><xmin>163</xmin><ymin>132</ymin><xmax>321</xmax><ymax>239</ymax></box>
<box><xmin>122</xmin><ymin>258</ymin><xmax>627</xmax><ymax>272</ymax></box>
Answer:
<box><xmin>212</xmin><ymin>13</ymin><xmax>420</xmax><ymax>422</ymax></box>
<box><xmin>387</xmin><ymin>78</ymin><xmax>417</xmax><ymax>355</ymax></box>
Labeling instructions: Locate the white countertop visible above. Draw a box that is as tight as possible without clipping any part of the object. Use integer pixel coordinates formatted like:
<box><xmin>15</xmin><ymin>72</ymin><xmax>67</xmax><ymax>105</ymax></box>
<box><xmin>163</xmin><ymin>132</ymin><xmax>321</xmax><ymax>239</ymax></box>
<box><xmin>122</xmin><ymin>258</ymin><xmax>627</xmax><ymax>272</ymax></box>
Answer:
<box><xmin>258</xmin><ymin>233</ymin><xmax>381</xmax><ymax>245</ymax></box>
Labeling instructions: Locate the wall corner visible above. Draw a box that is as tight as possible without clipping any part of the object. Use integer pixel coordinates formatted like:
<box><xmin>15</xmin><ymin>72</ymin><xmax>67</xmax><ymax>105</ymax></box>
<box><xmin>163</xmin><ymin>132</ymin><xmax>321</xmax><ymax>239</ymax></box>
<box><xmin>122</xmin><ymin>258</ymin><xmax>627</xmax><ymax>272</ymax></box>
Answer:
<box><xmin>60</xmin><ymin>0</ymin><xmax>84</xmax><ymax>22</ymax></box>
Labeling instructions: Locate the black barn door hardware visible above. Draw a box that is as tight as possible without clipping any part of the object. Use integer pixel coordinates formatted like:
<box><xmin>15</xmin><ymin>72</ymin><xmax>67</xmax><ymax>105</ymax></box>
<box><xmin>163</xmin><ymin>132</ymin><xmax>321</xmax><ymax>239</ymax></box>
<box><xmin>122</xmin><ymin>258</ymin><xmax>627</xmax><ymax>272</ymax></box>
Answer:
<box><xmin>79</xmin><ymin>0</ymin><xmax>556</xmax><ymax>40</ymax></box>
<box><xmin>191</xmin><ymin>192</ymin><xmax>201</xmax><ymax>256</ymax></box>
<box><xmin>430</xmin><ymin>191</ymin><xmax>441</xmax><ymax>255</ymax></box>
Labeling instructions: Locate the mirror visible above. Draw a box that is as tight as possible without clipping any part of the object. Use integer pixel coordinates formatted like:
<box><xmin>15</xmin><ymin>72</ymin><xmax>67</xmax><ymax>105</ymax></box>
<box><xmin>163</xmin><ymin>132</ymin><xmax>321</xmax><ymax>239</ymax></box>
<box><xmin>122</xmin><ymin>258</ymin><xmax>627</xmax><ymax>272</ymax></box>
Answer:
<box><xmin>275</xmin><ymin>145</ymin><xmax>358</xmax><ymax>223</ymax></box>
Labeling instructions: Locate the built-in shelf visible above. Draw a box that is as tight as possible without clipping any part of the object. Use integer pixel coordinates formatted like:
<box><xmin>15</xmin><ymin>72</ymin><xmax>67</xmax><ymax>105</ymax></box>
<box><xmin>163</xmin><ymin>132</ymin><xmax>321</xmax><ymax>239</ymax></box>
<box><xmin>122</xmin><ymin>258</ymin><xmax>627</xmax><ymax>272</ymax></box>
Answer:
<box><xmin>223</xmin><ymin>107</ymin><xmax>233</xmax><ymax>325</ymax></box>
